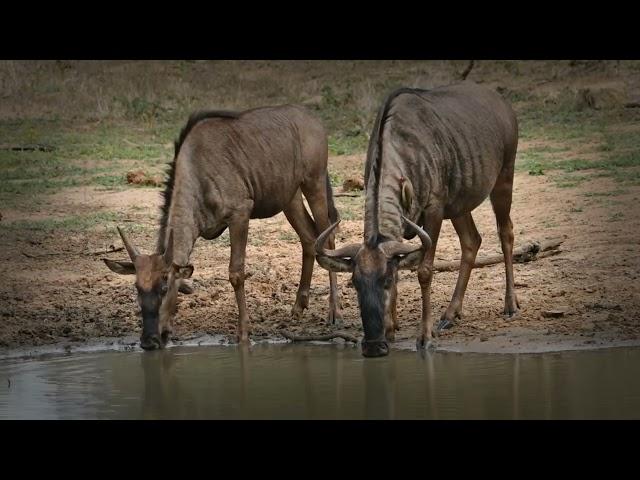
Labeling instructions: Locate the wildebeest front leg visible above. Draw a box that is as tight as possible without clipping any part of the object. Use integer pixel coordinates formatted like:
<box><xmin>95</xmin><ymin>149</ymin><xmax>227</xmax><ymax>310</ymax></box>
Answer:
<box><xmin>385</xmin><ymin>271</ymin><xmax>399</xmax><ymax>341</ymax></box>
<box><xmin>228</xmin><ymin>217</ymin><xmax>251</xmax><ymax>343</ymax></box>
<box><xmin>437</xmin><ymin>212</ymin><xmax>482</xmax><ymax>331</ymax></box>
<box><xmin>416</xmin><ymin>214</ymin><xmax>442</xmax><ymax>351</ymax></box>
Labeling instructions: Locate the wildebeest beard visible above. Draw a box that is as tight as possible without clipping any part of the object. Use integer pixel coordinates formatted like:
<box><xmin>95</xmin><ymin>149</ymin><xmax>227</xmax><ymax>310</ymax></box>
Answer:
<box><xmin>355</xmin><ymin>273</ymin><xmax>387</xmax><ymax>342</ymax></box>
<box><xmin>139</xmin><ymin>286</ymin><xmax>166</xmax><ymax>349</ymax></box>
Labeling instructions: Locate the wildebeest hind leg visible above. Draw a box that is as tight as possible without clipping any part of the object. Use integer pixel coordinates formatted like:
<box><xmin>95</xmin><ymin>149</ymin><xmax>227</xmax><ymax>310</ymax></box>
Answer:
<box><xmin>302</xmin><ymin>180</ymin><xmax>343</xmax><ymax>326</ymax></box>
<box><xmin>283</xmin><ymin>192</ymin><xmax>318</xmax><ymax>321</ymax></box>
<box><xmin>490</xmin><ymin>175</ymin><xmax>519</xmax><ymax>318</ymax></box>
<box><xmin>437</xmin><ymin>213</ymin><xmax>482</xmax><ymax>331</ymax></box>
<box><xmin>228</xmin><ymin>216</ymin><xmax>251</xmax><ymax>343</ymax></box>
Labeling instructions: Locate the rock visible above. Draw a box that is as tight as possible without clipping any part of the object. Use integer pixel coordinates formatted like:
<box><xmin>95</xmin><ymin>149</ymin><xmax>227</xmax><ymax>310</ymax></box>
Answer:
<box><xmin>480</xmin><ymin>335</ymin><xmax>489</xmax><ymax>342</ymax></box>
<box><xmin>542</xmin><ymin>309</ymin><xmax>566</xmax><ymax>318</ymax></box>
<box><xmin>126</xmin><ymin>169</ymin><xmax>163</xmax><ymax>187</ymax></box>
<box><xmin>342</xmin><ymin>176</ymin><xmax>365</xmax><ymax>192</ymax></box>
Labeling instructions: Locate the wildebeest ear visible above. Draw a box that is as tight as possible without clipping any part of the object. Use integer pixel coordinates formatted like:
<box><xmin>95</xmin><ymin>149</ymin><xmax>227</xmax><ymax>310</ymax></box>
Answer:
<box><xmin>173</xmin><ymin>264</ymin><xmax>194</xmax><ymax>279</ymax></box>
<box><xmin>396</xmin><ymin>250</ymin><xmax>424</xmax><ymax>270</ymax></box>
<box><xmin>103</xmin><ymin>259</ymin><xmax>136</xmax><ymax>275</ymax></box>
<box><xmin>400</xmin><ymin>178</ymin><xmax>413</xmax><ymax>212</ymax></box>
<box><xmin>316</xmin><ymin>254</ymin><xmax>354</xmax><ymax>273</ymax></box>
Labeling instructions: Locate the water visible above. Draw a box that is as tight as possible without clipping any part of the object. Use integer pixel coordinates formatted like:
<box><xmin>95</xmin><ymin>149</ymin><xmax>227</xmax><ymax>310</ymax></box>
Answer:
<box><xmin>1</xmin><ymin>344</ymin><xmax>639</xmax><ymax>419</ymax></box>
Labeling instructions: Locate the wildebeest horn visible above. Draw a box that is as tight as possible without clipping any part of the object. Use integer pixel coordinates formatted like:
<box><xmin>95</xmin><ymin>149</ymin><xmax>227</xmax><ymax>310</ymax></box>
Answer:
<box><xmin>163</xmin><ymin>229</ymin><xmax>174</xmax><ymax>266</ymax></box>
<box><xmin>402</xmin><ymin>215</ymin><xmax>432</xmax><ymax>252</ymax></box>
<box><xmin>315</xmin><ymin>220</ymin><xmax>360</xmax><ymax>272</ymax></box>
<box><xmin>117</xmin><ymin>226</ymin><xmax>139</xmax><ymax>261</ymax></box>
<box><xmin>381</xmin><ymin>216</ymin><xmax>432</xmax><ymax>269</ymax></box>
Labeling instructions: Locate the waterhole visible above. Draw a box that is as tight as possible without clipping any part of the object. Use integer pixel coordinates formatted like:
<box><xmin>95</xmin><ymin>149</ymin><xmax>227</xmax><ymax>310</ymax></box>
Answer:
<box><xmin>1</xmin><ymin>344</ymin><xmax>639</xmax><ymax>419</ymax></box>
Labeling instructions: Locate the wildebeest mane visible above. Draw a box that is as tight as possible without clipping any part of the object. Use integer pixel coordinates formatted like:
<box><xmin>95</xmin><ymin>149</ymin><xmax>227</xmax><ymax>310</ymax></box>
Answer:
<box><xmin>365</xmin><ymin>88</ymin><xmax>428</xmax><ymax>247</ymax></box>
<box><xmin>158</xmin><ymin>110</ymin><xmax>240</xmax><ymax>250</ymax></box>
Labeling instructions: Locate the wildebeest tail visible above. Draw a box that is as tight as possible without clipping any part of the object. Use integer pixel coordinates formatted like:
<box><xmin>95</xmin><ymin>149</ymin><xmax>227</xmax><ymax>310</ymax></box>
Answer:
<box><xmin>326</xmin><ymin>171</ymin><xmax>340</xmax><ymax>224</ymax></box>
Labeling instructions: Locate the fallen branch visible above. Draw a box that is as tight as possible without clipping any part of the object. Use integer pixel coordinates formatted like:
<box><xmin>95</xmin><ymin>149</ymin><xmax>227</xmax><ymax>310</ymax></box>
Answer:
<box><xmin>22</xmin><ymin>251</ymin><xmax>65</xmax><ymax>259</ymax></box>
<box><xmin>23</xmin><ymin>245</ymin><xmax>126</xmax><ymax>259</ymax></box>
<box><xmin>430</xmin><ymin>237</ymin><xmax>565</xmax><ymax>272</ymax></box>
<box><xmin>334</xmin><ymin>192</ymin><xmax>361</xmax><ymax>198</ymax></box>
<box><xmin>460</xmin><ymin>60</ymin><xmax>475</xmax><ymax>80</ymax></box>
<box><xmin>90</xmin><ymin>246</ymin><xmax>124</xmax><ymax>256</ymax></box>
<box><xmin>0</xmin><ymin>144</ymin><xmax>55</xmax><ymax>152</ymax></box>
<box><xmin>280</xmin><ymin>329</ymin><xmax>359</xmax><ymax>344</ymax></box>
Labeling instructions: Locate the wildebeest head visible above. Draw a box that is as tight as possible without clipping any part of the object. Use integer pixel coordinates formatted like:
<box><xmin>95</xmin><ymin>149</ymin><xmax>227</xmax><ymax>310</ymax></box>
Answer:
<box><xmin>315</xmin><ymin>217</ymin><xmax>431</xmax><ymax>357</ymax></box>
<box><xmin>102</xmin><ymin>227</ymin><xmax>193</xmax><ymax>351</ymax></box>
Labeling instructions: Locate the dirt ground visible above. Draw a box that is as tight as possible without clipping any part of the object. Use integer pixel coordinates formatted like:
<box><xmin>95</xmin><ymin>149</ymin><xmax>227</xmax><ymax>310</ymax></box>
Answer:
<box><xmin>1</xmin><ymin>152</ymin><xmax>639</xmax><ymax>355</ymax></box>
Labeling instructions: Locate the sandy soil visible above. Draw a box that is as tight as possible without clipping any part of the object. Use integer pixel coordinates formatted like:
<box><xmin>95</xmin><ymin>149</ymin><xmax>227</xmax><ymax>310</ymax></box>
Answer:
<box><xmin>1</xmin><ymin>152</ymin><xmax>639</xmax><ymax>357</ymax></box>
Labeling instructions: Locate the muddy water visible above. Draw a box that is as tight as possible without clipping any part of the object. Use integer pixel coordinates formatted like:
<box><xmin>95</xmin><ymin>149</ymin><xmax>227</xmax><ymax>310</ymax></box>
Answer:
<box><xmin>1</xmin><ymin>344</ymin><xmax>639</xmax><ymax>419</ymax></box>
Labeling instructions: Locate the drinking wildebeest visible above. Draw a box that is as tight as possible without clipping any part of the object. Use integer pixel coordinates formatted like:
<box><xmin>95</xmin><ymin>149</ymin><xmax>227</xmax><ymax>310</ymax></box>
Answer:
<box><xmin>103</xmin><ymin>105</ymin><xmax>341</xmax><ymax>350</ymax></box>
<box><xmin>315</xmin><ymin>82</ymin><xmax>519</xmax><ymax>357</ymax></box>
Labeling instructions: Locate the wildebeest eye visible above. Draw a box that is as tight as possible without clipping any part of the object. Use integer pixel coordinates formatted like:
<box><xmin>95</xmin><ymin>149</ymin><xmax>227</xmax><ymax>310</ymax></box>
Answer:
<box><xmin>160</xmin><ymin>283</ymin><xmax>169</xmax><ymax>295</ymax></box>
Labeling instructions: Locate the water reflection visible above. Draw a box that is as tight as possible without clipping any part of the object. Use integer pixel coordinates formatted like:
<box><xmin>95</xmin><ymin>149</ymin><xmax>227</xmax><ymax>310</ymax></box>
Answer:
<box><xmin>1</xmin><ymin>345</ymin><xmax>640</xmax><ymax>419</ymax></box>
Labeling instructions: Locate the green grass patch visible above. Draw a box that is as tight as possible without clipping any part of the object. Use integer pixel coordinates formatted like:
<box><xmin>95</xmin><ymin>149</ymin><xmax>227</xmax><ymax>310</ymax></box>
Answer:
<box><xmin>0</xmin><ymin>211</ymin><xmax>122</xmax><ymax>232</ymax></box>
<box><xmin>328</xmin><ymin>132</ymin><xmax>369</xmax><ymax>156</ymax></box>
<box><xmin>277</xmin><ymin>230</ymin><xmax>299</xmax><ymax>242</ymax></box>
<box><xmin>328</xmin><ymin>171</ymin><xmax>344</xmax><ymax>188</ymax></box>
<box><xmin>335</xmin><ymin>195</ymin><xmax>364</xmax><ymax>221</ymax></box>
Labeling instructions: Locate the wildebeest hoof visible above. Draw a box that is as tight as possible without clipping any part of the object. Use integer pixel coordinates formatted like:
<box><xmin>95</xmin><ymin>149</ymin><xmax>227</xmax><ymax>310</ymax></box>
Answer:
<box><xmin>503</xmin><ymin>308</ymin><xmax>520</xmax><ymax>320</ymax></box>
<box><xmin>178</xmin><ymin>282</ymin><xmax>194</xmax><ymax>294</ymax></box>
<box><xmin>416</xmin><ymin>335</ymin><xmax>436</xmax><ymax>351</ymax></box>
<box><xmin>416</xmin><ymin>337</ymin><xmax>437</xmax><ymax>358</ymax></box>
<box><xmin>234</xmin><ymin>332</ymin><xmax>250</xmax><ymax>344</ymax></box>
<box><xmin>437</xmin><ymin>317</ymin><xmax>456</xmax><ymax>332</ymax></box>
<box><xmin>291</xmin><ymin>305</ymin><xmax>305</xmax><ymax>320</ymax></box>
<box><xmin>326</xmin><ymin>310</ymin><xmax>344</xmax><ymax>327</ymax></box>
<box><xmin>161</xmin><ymin>330</ymin><xmax>172</xmax><ymax>345</ymax></box>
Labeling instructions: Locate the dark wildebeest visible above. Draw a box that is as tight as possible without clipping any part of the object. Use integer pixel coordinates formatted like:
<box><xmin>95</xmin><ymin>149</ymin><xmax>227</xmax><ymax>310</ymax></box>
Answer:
<box><xmin>103</xmin><ymin>105</ymin><xmax>341</xmax><ymax>350</ymax></box>
<box><xmin>315</xmin><ymin>82</ymin><xmax>519</xmax><ymax>357</ymax></box>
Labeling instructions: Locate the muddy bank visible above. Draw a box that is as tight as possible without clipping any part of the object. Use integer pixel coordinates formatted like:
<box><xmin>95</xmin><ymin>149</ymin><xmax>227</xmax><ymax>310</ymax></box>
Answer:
<box><xmin>2</xmin><ymin>326</ymin><xmax>639</xmax><ymax>362</ymax></box>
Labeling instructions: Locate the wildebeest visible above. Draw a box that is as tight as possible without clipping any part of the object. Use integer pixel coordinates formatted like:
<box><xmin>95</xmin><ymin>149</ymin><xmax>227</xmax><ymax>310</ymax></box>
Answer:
<box><xmin>315</xmin><ymin>82</ymin><xmax>519</xmax><ymax>357</ymax></box>
<box><xmin>104</xmin><ymin>105</ymin><xmax>341</xmax><ymax>349</ymax></box>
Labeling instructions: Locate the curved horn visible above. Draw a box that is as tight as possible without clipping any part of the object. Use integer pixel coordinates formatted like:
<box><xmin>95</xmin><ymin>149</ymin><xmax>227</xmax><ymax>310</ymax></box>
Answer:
<box><xmin>381</xmin><ymin>216</ymin><xmax>432</xmax><ymax>270</ymax></box>
<box><xmin>163</xmin><ymin>228</ymin><xmax>174</xmax><ymax>266</ymax></box>
<box><xmin>315</xmin><ymin>220</ymin><xmax>340</xmax><ymax>256</ymax></box>
<box><xmin>315</xmin><ymin>221</ymin><xmax>360</xmax><ymax>258</ymax></box>
<box><xmin>402</xmin><ymin>215</ymin><xmax>432</xmax><ymax>252</ymax></box>
<box><xmin>117</xmin><ymin>226</ymin><xmax>139</xmax><ymax>261</ymax></box>
<box><xmin>314</xmin><ymin>220</ymin><xmax>359</xmax><ymax>273</ymax></box>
